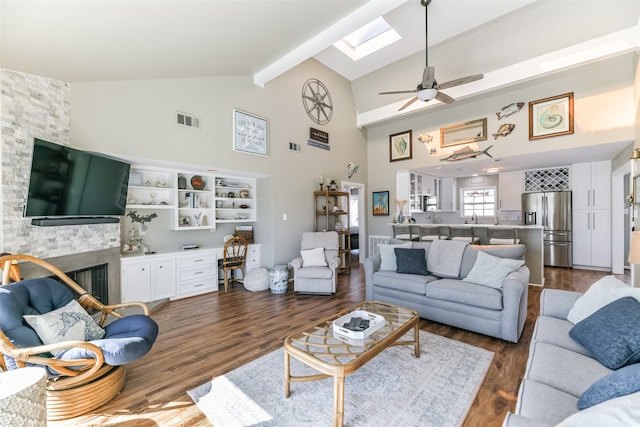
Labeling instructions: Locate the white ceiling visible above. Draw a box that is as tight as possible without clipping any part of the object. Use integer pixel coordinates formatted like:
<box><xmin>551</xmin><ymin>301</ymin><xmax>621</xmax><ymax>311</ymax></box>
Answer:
<box><xmin>2</xmin><ymin>0</ymin><xmax>639</xmax><ymax>177</ymax></box>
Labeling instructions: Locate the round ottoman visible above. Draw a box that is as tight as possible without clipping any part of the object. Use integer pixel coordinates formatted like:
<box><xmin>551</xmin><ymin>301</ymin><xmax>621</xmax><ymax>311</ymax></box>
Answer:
<box><xmin>243</xmin><ymin>267</ymin><xmax>270</xmax><ymax>292</ymax></box>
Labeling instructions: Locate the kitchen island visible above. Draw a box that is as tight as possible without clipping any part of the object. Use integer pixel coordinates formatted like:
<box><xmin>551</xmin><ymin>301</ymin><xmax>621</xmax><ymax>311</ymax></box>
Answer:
<box><xmin>389</xmin><ymin>224</ymin><xmax>544</xmax><ymax>285</ymax></box>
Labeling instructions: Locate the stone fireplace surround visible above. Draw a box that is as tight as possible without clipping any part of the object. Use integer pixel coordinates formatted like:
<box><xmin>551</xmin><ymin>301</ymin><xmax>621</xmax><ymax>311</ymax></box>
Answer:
<box><xmin>16</xmin><ymin>248</ymin><xmax>121</xmax><ymax>304</ymax></box>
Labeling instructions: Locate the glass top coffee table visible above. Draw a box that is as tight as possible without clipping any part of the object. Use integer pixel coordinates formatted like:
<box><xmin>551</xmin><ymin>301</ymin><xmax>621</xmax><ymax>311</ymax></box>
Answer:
<box><xmin>283</xmin><ymin>300</ymin><xmax>420</xmax><ymax>427</ymax></box>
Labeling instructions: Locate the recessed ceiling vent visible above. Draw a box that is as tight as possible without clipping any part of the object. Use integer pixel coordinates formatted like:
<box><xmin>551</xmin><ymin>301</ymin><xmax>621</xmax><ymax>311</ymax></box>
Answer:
<box><xmin>176</xmin><ymin>111</ymin><xmax>201</xmax><ymax>129</ymax></box>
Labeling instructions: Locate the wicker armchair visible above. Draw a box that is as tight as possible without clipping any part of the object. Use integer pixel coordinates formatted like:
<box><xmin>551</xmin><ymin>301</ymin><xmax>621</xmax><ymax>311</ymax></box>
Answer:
<box><xmin>0</xmin><ymin>254</ymin><xmax>158</xmax><ymax>420</ymax></box>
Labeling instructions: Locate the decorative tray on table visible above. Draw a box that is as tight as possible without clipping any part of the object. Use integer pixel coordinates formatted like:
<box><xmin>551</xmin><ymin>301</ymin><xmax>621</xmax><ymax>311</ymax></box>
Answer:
<box><xmin>332</xmin><ymin>310</ymin><xmax>385</xmax><ymax>340</ymax></box>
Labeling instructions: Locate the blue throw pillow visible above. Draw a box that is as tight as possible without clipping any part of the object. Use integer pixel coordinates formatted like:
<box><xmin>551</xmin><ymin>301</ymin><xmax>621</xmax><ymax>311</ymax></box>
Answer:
<box><xmin>578</xmin><ymin>363</ymin><xmax>640</xmax><ymax>409</ymax></box>
<box><xmin>569</xmin><ymin>297</ymin><xmax>640</xmax><ymax>369</ymax></box>
<box><xmin>394</xmin><ymin>248</ymin><xmax>428</xmax><ymax>275</ymax></box>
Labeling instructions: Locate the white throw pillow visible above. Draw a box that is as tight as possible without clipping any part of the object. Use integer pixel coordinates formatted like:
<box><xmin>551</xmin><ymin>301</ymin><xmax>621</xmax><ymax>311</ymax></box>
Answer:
<box><xmin>300</xmin><ymin>247</ymin><xmax>327</xmax><ymax>267</ymax></box>
<box><xmin>23</xmin><ymin>299</ymin><xmax>105</xmax><ymax>356</ymax></box>
<box><xmin>378</xmin><ymin>242</ymin><xmax>412</xmax><ymax>271</ymax></box>
<box><xmin>462</xmin><ymin>250</ymin><xmax>524</xmax><ymax>289</ymax></box>
<box><xmin>556</xmin><ymin>392</ymin><xmax>640</xmax><ymax>427</ymax></box>
<box><xmin>567</xmin><ymin>275</ymin><xmax>640</xmax><ymax>324</ymax></box>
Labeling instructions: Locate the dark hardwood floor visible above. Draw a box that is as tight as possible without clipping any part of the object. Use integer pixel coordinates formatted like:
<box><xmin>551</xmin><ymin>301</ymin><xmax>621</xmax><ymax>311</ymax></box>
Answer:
<box><xmin>50</xmin><ymin>263</ymin><xmax>628</xmax><ymax>427</ymax></box>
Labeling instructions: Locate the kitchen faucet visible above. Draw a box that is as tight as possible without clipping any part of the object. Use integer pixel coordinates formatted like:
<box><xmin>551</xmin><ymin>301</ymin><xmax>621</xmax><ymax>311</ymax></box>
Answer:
<box><xmin>471</xmin><ymin>213</ymin><xmax>478</xmax><ymax>224</ymax></box>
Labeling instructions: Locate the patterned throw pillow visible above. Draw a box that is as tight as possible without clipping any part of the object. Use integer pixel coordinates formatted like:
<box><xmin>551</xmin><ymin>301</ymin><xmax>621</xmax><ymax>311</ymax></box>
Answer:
<box><xmin>23</xmin><ymin>299</ymin><xmax>105</xmax><ymax>356</ymax></box>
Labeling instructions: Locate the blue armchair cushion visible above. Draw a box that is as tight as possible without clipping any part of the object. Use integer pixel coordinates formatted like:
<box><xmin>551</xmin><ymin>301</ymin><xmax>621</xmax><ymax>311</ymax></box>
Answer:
<box><xmin>57</xmin><ymin>314</ymin><xmax>159</xmax><ymax>366</ymax></box>
<box><xmin>578</xmin><ymin>363</ymin><xmax>640</xmax><ymax>409</ymax></box>
<box><xmin>569</xmin><ymin>297</ymin><xmax>640</xmax><ymax>369</ymax></box>
<box><xmin>394</xmin><ymin>248</ymin><xmax>428</xmax><ymax>275</ymax></box>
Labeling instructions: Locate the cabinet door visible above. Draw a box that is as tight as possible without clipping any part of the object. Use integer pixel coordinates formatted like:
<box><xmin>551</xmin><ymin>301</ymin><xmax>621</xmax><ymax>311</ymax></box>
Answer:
<box><xmin>591</xmin><ymin>209</ymin><xmax>612</xmax><ymax>268</ymax></box>
<box><xmin>121</xmin><ymin>260</ymin><xmax>151</xmax><ymax>302</ymax></box>
<box><xmin>441</xmin><ymin>178</ymin><xmax>457</xmax><ymax>212</ymax></box>
<box><xmin>246</xmin><ymin>244</ymin><xmax>261</xmax><ymax>269</ymax></box>
<box><xmin>151</xmin><ymin>258</ymin><xmax>176</xmax><ymax>300</ymax></box>
<box><xmin>572</xmin><ymin>163</ymin><xmax>592</xmax><ymax>210</ymax></box>
<box><xmin>499</xmin><ymin>171</ymin><xmax>524</xmax><ymax>210</ymax></box>
<box><xmin>572</xmin><ymin>210</ymin><xmax>591</xmax><ymax>266</ymax></box>
<box><xmin>591</xmin><ymin>161</ymin><xmax>611</xmax><ymax>210</ymax></box>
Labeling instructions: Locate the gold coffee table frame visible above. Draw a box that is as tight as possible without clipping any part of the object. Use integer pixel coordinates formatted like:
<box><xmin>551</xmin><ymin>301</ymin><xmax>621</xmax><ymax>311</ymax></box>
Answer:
<box><xmin>283</xmin><ymin>301</ymin><xmax>420</xmax><ymax>427</ymax></box>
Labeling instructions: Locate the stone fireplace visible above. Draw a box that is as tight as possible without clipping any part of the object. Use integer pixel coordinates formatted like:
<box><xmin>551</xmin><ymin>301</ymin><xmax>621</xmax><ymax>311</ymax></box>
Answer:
<box><xmin>17</xmin><ymin>247</ymin><xmax>121</xmax><ymax>304</ymax></box>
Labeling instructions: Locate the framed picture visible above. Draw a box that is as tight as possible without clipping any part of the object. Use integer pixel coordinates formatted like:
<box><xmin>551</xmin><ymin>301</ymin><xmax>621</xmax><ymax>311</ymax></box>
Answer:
<box><xmin>389</xmin><ymin>130</ymin><xmax>412</xmax><ymax>162</ymax></box>
<box><xmin>233</xmin><ymin>109</ymin><xmax>269</xmax><ymax>157</ymax></box>
<box><xmin>129</xmin><ymin>172</ymin><xmax>143</xmax><ymax>186</ymax></box>
<box><xmin>529</xmin><ymin>92</ymin><xmax>574</xmax><ymax>140</ymax></box>
<box><xmin>440</xmin><ymin>118</ymin><xmax>487</xmax><ymax>148</ymax></box>
<box><xmin>373</xmin><ymin>191</ymin><xmax>390</xmax><ymax>216</ymax></box>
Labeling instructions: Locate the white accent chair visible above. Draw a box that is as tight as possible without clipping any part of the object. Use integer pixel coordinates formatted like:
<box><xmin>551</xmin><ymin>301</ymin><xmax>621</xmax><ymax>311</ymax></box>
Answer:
<box><xmin>290</xmin><ymin>231</ymin><xmax>341</xmax><ymax>294</ymax></box>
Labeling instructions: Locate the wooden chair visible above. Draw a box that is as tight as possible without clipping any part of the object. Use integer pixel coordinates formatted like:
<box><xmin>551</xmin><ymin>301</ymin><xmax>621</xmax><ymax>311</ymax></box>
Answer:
<box><xmin>218</xmin><ymin>236</ymin><xmax>248</xmax><ymax>292</ymax></box>
<box><xmin>0</xmin><ymin>254</ymin><xmax>158</xmax><ymax>420</ymax></box>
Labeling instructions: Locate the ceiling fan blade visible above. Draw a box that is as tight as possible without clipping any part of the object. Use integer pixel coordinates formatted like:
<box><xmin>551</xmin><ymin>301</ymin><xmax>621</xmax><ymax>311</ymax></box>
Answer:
<box><xmin>399</xmin><ymin>96</ymin><xmax>419</xmax><ymax>111</ymax></box>
<box><xmin>435</xmin><ymin>91</ymin><xmax>455</xmax><ymax>104</ymax></box>
<box><xmin>379</xmin><ymin>90</ymin><xmax>417</xmax><ymax>95</ymax></box>
<box><xmin>422</xmin><ymin>66</ymin><xmax>435</xmax><ymax>88</ymax></box>
<box><xmin>438</xmin><ymin>74</ymin><xmax>483</xmax><ymax>90</ymax></box>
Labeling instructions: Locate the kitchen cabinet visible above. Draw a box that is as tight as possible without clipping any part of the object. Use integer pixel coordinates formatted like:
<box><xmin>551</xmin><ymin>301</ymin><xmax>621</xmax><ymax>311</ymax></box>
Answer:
<box><xmin>441</xmin><ymin>177</ymin><xmax>457</xmax><ymax>212</ymax></box>
<box><xmin>572</xmin><ymin>209</ymin><xmax>611</xmax><ymax>268</ymax></box>
<box><xmin>572</xmin><ymin>161</ymin><xmax>611</xmax><ymax>269</ymax></box>
<box><xmin>572</xmin><ymin>161</ymin><xmax>611</xmax><ymax>210</ymax></box>
<box><xmin>498</xmin><ymin>171</ymin><xmax>524</xmax><ymax>210</ymax></box>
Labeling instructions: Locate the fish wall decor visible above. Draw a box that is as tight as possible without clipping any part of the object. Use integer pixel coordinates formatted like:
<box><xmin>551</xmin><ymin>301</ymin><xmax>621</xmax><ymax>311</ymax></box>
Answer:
<box><xmin>418</xmin><ymin>133</ymin><xmax>433</xmax><ymax>144</ymax></box>
<box><xmin>440</xmin><ymin>145</ymin><xmax>493</xmax><ymax>162</ymax></box>
<box><xmin>496</xmin><ymin>102</ymin><xmax>524</xmax><ymax>120</ymax></box>
<box><xmin>492</xmin><ymin>123</ymin><xmax>515</xmax><ymax>139</ymax></box>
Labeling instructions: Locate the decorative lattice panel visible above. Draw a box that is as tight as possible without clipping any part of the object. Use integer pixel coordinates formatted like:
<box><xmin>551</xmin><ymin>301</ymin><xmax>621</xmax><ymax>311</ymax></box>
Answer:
<box><xmin>524</xmin><ymin>167</ymin><xmax>570</xmax><ymax>192</ymax></box>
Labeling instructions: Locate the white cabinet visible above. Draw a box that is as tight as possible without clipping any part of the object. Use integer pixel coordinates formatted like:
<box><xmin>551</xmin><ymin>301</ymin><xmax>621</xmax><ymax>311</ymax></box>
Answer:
<box><xmin>498</xmin><ymin>171</ymin><xmax>524</xmax><ymax>210</ymax></box>
<box><xmin>121</xmin><ymin>259</ymin><xmax>151</xmax><ymax>303</ymax></box>
<box><xmin>572</xmin><ymin>209</ymin><xmax>611</xmax><ymax>268</ymax></box>
<box><xmin>572</xmin><ymin>161</ymin><xmax>611</xmax><ymax>210</ymax></box>
<box><xmin>150</xmin><ymin>257</ymin><xmax>176</xmax><ymax>300</ymax></box>
<box><xmin>175</xmin><ymin>249</ymin><xmax>218</xmax><ymax>299</ymax></box>
<box><xmin>246</xmin><ymin>244</ymin><xmax>261</xmax><ymax>269</ymax></box>
<box><xmin>572</xmin><ymin>161</ymin><xmax>612</xmax><ymax>268</ymax></box>
<box><xmin>441</xmin><ymin>178</ymin><xmax>457</xmax><ymax>212</ymax></box>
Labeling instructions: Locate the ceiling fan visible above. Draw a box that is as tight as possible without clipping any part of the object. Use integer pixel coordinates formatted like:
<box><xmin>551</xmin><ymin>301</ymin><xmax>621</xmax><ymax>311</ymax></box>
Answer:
<box><xmin>379</xmin><ymin>0</ymin><xmax>483</xmax><ymax>111</ymax></box>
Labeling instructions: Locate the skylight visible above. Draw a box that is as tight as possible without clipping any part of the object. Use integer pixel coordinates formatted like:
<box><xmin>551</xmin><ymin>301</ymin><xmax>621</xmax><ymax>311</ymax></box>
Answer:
<box><xmin>333</xmin><ymin>17</ymin><xmax>401</xmax><ymax>61</ymax></box>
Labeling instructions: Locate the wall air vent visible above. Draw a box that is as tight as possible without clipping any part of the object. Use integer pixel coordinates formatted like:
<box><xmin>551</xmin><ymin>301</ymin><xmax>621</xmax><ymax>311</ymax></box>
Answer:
<box><xmin>288</xmin><ymin>142</ymin><xmax>301</xmax><ymax>152</ymax></box>
<box><xmin>176</xmin><ymin>111</ymin><xmax>201</xmax><ymax>129</ymax></box>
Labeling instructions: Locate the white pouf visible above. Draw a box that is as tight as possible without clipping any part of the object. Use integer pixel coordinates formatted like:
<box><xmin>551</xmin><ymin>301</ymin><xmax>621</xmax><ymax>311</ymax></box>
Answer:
<box><xmin>243</xmin><ymin>267</ymin><xmax>270</xmax><ymax>292</ymax></box>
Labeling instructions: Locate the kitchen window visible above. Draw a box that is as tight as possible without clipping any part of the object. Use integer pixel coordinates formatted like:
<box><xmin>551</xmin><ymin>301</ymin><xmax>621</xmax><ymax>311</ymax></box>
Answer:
<box><xmin>461</xmin><ymin>187</ymin><xmax>496</xmax><ymax>217</ymax></box>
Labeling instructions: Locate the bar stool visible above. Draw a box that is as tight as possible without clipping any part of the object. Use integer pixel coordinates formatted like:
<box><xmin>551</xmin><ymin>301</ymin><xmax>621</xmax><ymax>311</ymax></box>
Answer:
<box><xmin>487</xmin><ymin>227</ymin><xmax>520</xmax><ymax>244</ymax></box>
<box><xmin>418</xmin><ymin>225</ymin><xmax>440</xmax><ymax>241</ymax></box>
<box><xmin>449</xmin><ymin>226</ymin><xmax>480</xmax><ymax>244</ymax></box>
<box><xmin>392</xmin><ymin>224</ymin><xmax>418</xmax><ymax>241</ymax></box>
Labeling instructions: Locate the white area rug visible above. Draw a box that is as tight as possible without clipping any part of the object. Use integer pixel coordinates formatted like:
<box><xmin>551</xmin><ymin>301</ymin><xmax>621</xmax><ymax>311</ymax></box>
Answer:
<box><xmin>188</xmin><ymin>331</ymin><xmax>493</xmax><ymax>427</ymax></box>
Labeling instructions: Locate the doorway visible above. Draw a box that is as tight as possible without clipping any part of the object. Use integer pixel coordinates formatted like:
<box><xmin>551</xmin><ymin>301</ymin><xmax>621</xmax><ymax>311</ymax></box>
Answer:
<box><xmin>612</xmin><ymin>162</ymin><xmax>631</xmax><ymax>274</ymax></box>
<box><xmin>342</xmin><ymin>181</ymin><xmax>366</xmax><ymax>264</ymax></box>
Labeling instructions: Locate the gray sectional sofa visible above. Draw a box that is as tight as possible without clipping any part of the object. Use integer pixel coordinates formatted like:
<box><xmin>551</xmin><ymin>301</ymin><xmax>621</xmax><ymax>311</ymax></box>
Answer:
<box><xmin>364</xmin><ymin>239</ymin><xmax>530</xmax><ymax>343</ymax></box>
<box><xmin>504</xmin><ymin>283</ymin><xmax>640</xmax><ymax>426</ymax></box>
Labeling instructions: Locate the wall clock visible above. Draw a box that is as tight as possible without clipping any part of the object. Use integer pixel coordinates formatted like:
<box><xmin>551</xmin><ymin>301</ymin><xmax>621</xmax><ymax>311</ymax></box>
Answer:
<box><xmin>302</xmin><ymin>78</ymin><xmax>333</xmax><ymax>125</ymax></box>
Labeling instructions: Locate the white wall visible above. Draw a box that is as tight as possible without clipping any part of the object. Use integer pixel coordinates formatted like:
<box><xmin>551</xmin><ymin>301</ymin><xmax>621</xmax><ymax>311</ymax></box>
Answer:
<box><xmin>365</xmin><ymin>56</ymin><xmax>636</xmax><ymax>238</ymax></box>
<box><xmin>69</xmin><ymin>59</ymin><xmax>367</xmax><ymax>266</ymax></box>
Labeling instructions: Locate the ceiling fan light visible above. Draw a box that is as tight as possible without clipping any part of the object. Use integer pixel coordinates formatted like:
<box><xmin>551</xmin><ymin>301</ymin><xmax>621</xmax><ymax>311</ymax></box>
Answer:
<box><xmin>417</xmin><ymin>88</ymin><xmax>438</xmax><ymax>101</ymax></box>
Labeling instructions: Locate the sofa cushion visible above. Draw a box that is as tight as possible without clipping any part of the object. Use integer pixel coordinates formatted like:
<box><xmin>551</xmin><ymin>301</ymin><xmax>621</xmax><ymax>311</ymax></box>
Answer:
<box><xmin>459</xmin><ymin>244</ymin><xmax>526</xmax><ymax>278</ymax></box>
<box><xmin>526</xmin><ymin>341</ymin><xmax>611</xmax><ymax>397</ymax></box>
<box><xmin>23</xmin><ymin>299</ymin><xmax>105</xmax><ymax>356</ymax></box>
<box><xmin>296</xmin><ymin>266</ymin><xmax>334</xmax><ymax>279</ymax></box>
<box><xmin>462</xmin><ymin>250</ymin><xmax>524</xmax><ymax>289</ymax></box>
<box><xmin>569</xmin><ymin>297</ymin><xmax>640</xmax><ymax>369</ymax></box>
<box><xmin>516</xmin><ymin>379</ymin><xmax>580</xmax><ymax>425</ymax></box>
<box><xmin>372</xmin><ymin>271</ymin><xmax>435</xmax><ymax>296</ymax></box>
<box><xmin>300</xmin><ymin>247</ymin><xmax>327</xmax><ymax>267</ymax></box>
<box><xmin>531</xmin><ymin>316</ymin><xmax>591</xmax><ymax>357</ymax></box>
<box><xmin>578</xmin><ymin>363</ymin><xmax>640</xmax><ymax>409</ymax></box>
<box><xmin>556</xmin><ymin>392</ymin><xmax>640</xmax><ymax>427</ymax></box>
<box><xmin>566</xmin><ymin>275</ymin><xmax>639</xmax><ymax>324</ymax></box>
<box><xmin>378</xmin><ymin>242</ymin><xmax>412</xmax><ymax>271</ymax></box>
<box><xmin>425</xmin><ymin>279</ymin><xmax>503</xmax><ymax>310</ymax></box>
<box><xmin>394</xmin><ymin>248</ymin><xmax>428</xmax><ymax>275</ymax></box>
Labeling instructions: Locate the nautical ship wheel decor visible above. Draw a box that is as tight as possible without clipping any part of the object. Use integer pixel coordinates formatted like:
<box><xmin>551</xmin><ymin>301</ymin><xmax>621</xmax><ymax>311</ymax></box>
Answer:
<box><xmin>302</xmin><ymin>78</ymin><xmax>333</xmax><ymax>124</ymax></box>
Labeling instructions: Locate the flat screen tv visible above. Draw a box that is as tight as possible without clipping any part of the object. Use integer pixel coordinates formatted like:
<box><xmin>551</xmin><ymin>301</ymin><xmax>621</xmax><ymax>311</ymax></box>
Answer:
<box><xmin>24</xmin><ymin>139</ymin><xmax>131</xmax><ymax>226</ymax></box>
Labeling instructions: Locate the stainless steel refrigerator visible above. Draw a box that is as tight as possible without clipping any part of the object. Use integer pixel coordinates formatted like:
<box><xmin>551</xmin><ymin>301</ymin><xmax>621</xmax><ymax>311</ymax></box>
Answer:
<box><xmin>522</xmin><ymin>191</ymin><xmax>572</xmax><ymax>267</ymax></box>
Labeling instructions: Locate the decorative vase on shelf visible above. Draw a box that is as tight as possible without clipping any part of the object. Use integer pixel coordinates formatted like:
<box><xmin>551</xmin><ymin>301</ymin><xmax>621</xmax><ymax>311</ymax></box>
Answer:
<box><xmin>397</xmin><ymin>211</ymin><xmax>404</xmax><ymax>224</ymax></box>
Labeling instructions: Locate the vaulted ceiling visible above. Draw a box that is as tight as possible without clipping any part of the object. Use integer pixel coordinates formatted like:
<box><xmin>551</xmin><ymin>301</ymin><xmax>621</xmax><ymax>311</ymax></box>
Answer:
<box><xmin>1</xmin><ymin>0</ymin><xmax>639</xmax><ymax>128</ymax></box>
